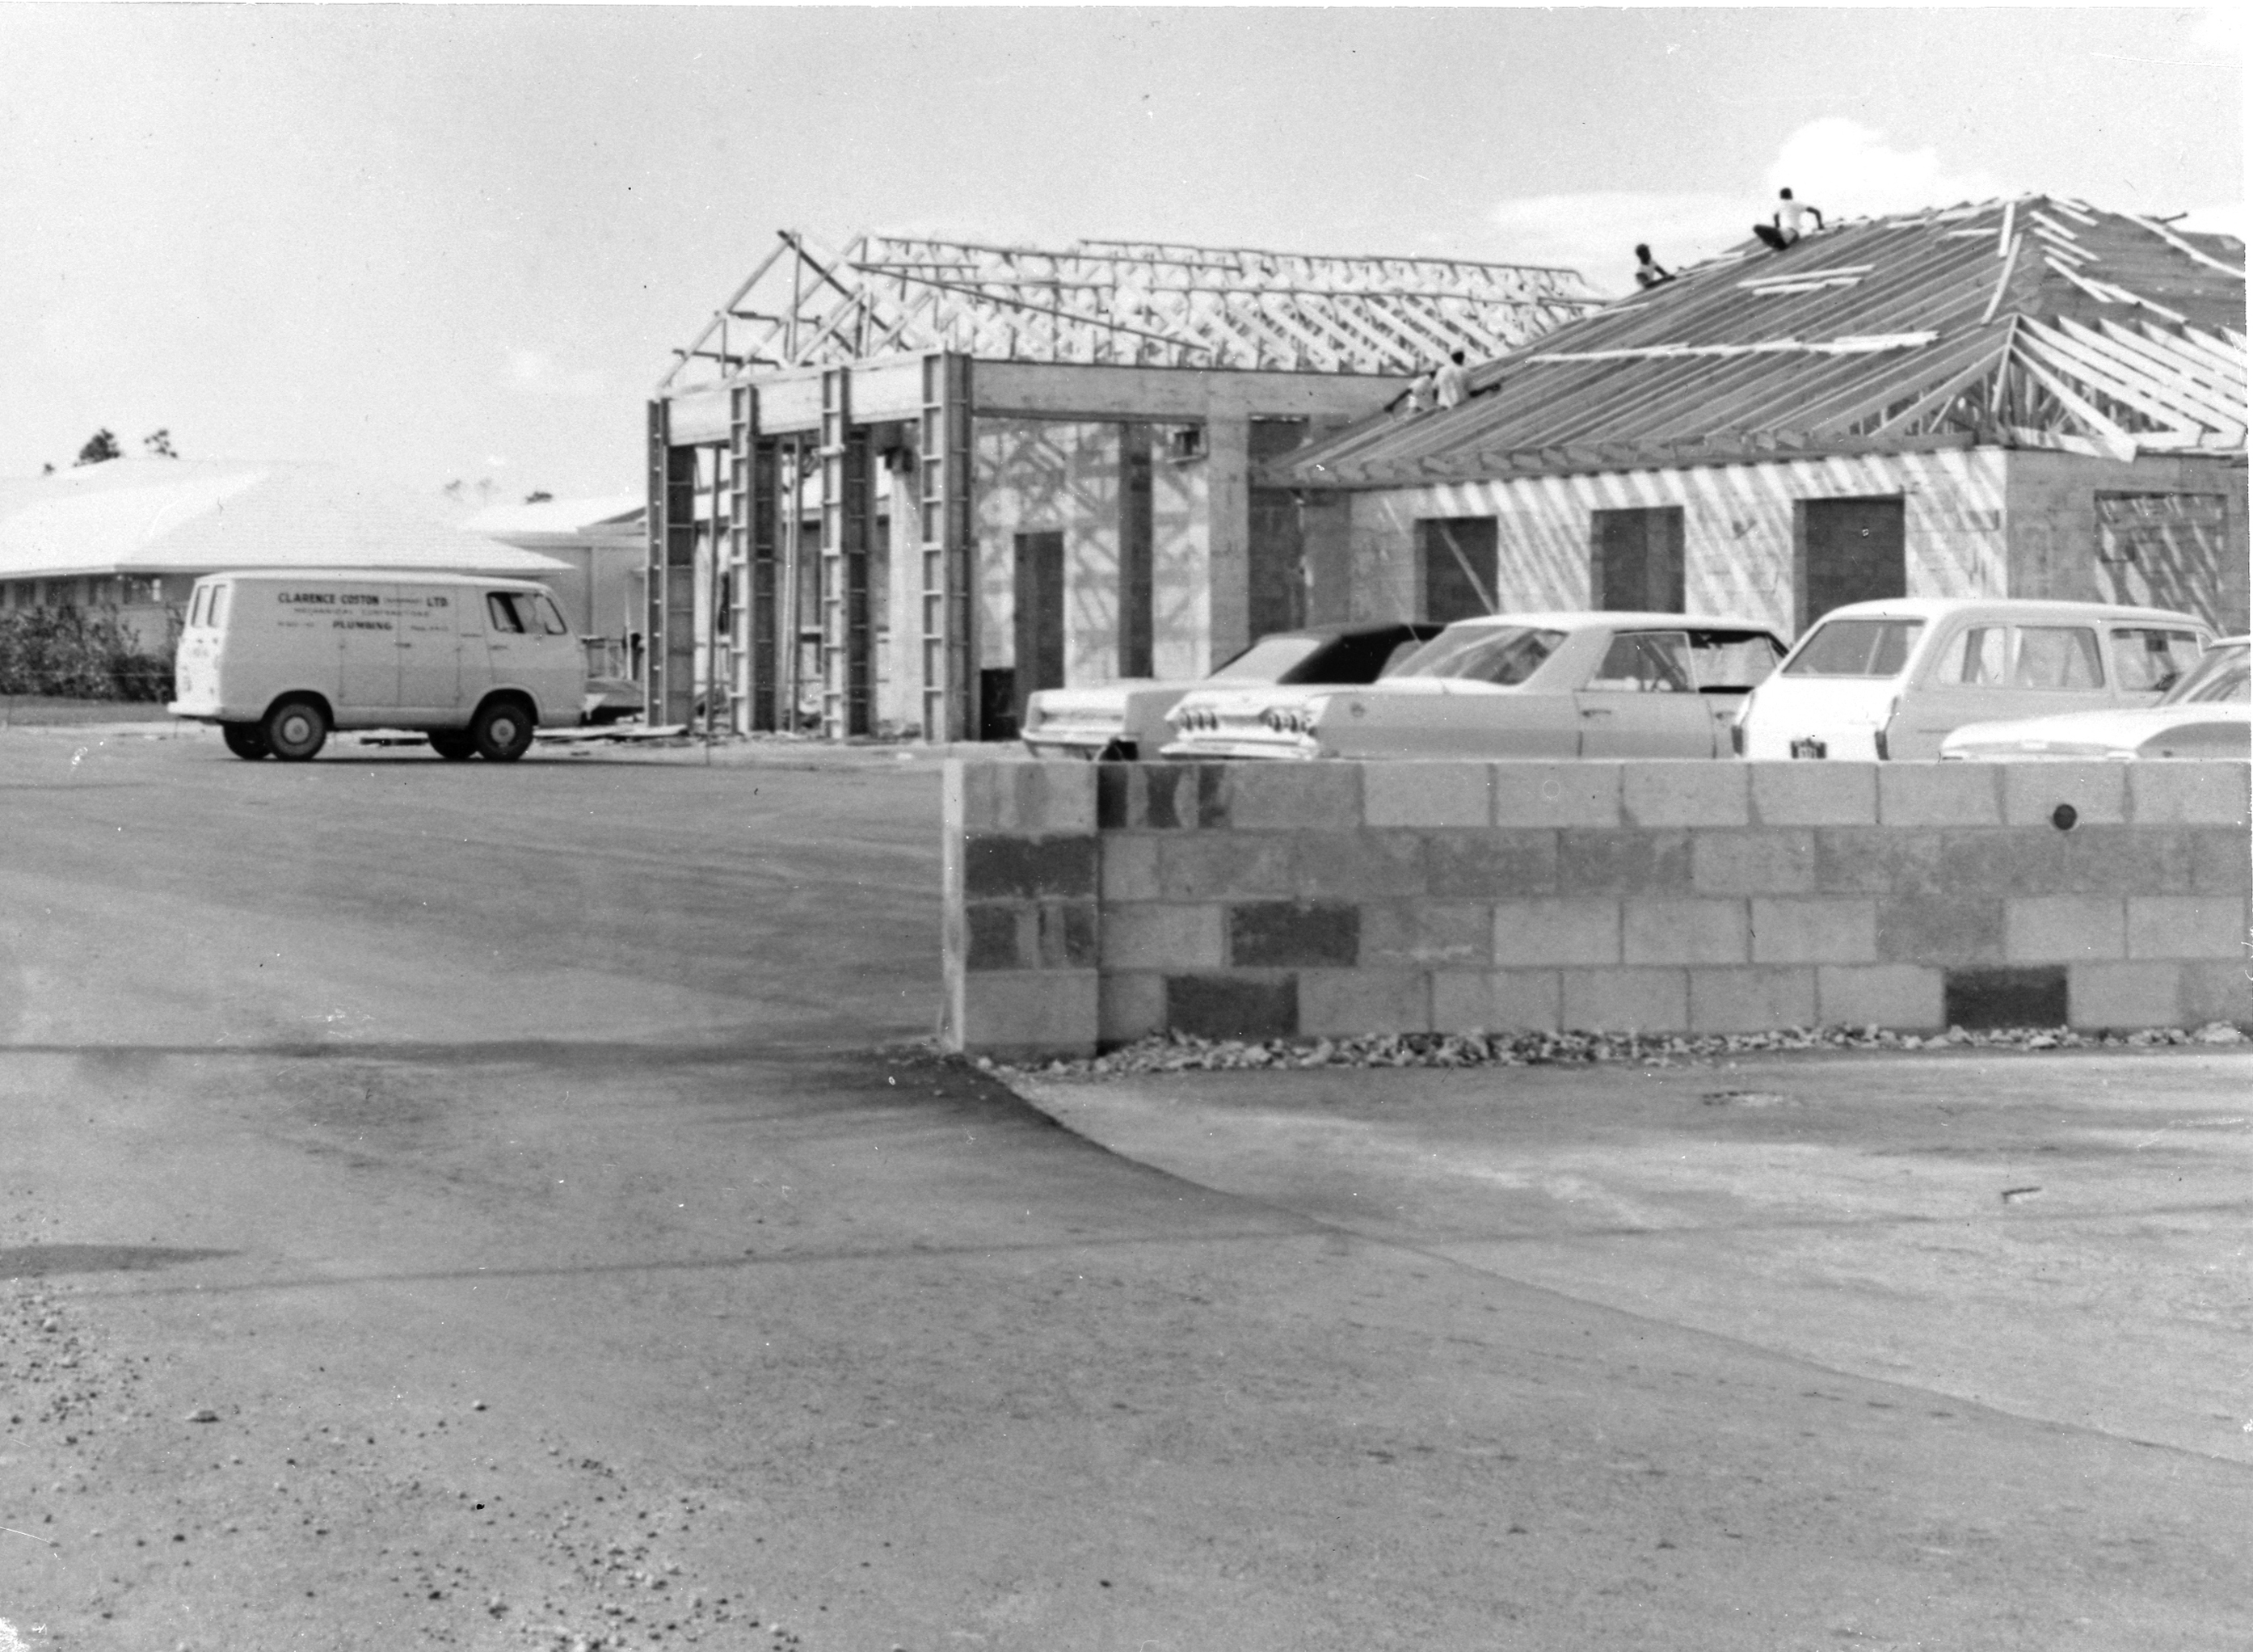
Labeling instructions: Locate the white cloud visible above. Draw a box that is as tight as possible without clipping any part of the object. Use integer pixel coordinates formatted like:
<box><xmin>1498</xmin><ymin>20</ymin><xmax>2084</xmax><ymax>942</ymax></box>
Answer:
<box><xmin>1488</xmin><ymin>119</ymin><xmax>2015</xmax><ymax>293</ymax></box>
<box><xmin>2192</xmin><ymin>6</ymin><xmax>2243</xmax><ymax>55</ymax></box>
<box><xmin>2175</xmin><ymin>203</ymin><xmax>2247</xmax><ymax>244</ymax></box>
<box><xmin>507</xmin><ymin>348</ymin><xmax>605</xmax><ymax>399</ymax></box>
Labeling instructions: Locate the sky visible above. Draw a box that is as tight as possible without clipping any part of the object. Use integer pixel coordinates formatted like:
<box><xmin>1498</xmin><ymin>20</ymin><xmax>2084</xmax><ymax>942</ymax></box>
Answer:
<box><xmin>2</xmin><ymin>6</ymin><xmax>2242</xmax><ymax>503</ymax></box>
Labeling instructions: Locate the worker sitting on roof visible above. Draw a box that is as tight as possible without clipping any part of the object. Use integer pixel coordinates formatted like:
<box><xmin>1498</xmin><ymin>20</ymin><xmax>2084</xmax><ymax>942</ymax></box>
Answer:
<box><xmin>1402</xmin><ymin>370</ymin><xmax>1437</xmax><ymax>418</ymax></box>
<box><xmin>1434</xmin><ymin>350</ymin><xmax>1470</xmax><ymax>410</ymax></box>
<box><xmin>1754</xmin><ymin>188</ymin><xmax>1825</xmax><ymax>251</ymax></box>
<box><xmin>1633</xmin><ymin>244</ymin><xmax>1674</xmax><ymax>289</ymax></box>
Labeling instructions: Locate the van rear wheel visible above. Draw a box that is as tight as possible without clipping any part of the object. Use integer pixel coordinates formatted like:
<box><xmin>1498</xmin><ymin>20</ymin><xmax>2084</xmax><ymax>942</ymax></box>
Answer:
<box><xmin>221</xmin><ymin>723</ymin><xmax>271</xmax><ymax>761</ymax></box>
<box><xmin>263</xmin><ymin>697</ymin><xmax>328</xmax><ymax>762</ymax></box>
<box><xmin>427</xmin><ymin>730</ymin><xmax>476</xmax><ymax>761</ymax></box>
<box><xmin>470</xmin><ymin>699</ymin><xmax>535</xmax><ymax>762</ymax></box>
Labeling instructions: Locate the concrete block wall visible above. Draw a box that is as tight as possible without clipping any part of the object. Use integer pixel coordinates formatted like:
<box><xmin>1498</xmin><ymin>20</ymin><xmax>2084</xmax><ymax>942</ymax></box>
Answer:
<box><xmin>942</xmin><ymin>759</ymin><xmax>2251</xmax><ymax>1057</ymax></box>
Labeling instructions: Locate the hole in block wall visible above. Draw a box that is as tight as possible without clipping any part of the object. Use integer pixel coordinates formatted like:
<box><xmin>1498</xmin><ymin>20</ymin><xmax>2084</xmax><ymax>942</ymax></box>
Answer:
<box><xmin>1943</xmin><ymin>965</ymin><xmax>2069</xmax><ymax>1030</ymax></box>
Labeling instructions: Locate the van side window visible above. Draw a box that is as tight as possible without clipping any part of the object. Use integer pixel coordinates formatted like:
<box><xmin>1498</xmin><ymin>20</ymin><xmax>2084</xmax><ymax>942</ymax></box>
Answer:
<box><xmin>1940</xmin><ymin>625</ymin><xmax>2008</xmax><ymax>686</ymax></box>
<box><xmin>535</xmin><ymin>595</ymin><xmax>571</xmax><ymax>636</ymax></box>
<box><xmin>486</xmin><ymin>593</ymin><xmax>528</xmax><ymax>634</ymax></box>
<box><xmin>208</xmin><ymin>585</ymin><xmax>229</xmax><ymax>628</ymax></box>
<box><xmin>188</xmin><ymin>587</ymin><xmax>208</xmax><ymax>627</ymax></box>
<box><xmin>2014</xmin><ymin>626</ymin><xmax>2103</xmax><ymax>689</ymax></box>
<box><xmin>2110</xmin><ymin>627</ymin><xmax>2203</xmax><ymax>693</ymax></box>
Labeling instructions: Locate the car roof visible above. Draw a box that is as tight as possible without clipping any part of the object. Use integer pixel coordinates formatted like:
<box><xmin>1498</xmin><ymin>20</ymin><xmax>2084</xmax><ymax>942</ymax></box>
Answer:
<box><xmin>203</xmin><ymin>569</ymin><xmax>549</xmax><ymax>591</ymax></box>
<box><xmin>1806</xmin><ymin>596</ymin><xmax>2208</xmax><ymax>626</ymax></box>
<box><xmin>1267</xmin><ymin>620</ymin><xmax>1446</xmax><ymax>641</ymax></box>
<box><xmin>1433</xmin><ymin>610</ymin><xmax>1781</xmax><ymax>633</ymax></box>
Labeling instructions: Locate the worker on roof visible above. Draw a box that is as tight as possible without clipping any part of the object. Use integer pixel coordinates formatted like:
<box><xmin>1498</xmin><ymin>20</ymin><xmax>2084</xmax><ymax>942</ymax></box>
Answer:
<box><xmin>1754</xmin><ymin>188</ymin><xmax>1826</xmax><ymax>251</ymax></box>
<box><xmin>1633</xmin><ymin>245</ymin><xmax>1674</xmax><ymax>289</ymax></box>
<box><xmin>1434</xmin><ymin>350</ymin><xmax>1470</xmax><ymax>410</ymax></box>
<box><xmin>1401</xmin><ymin>369</ymin><xmax>1436</xmax><ymax>419</ymax></box>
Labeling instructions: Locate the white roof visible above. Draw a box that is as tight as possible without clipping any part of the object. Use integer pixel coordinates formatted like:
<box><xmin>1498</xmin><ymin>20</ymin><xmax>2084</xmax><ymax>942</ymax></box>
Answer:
<box><xmin>462</xmin><ymin>494</ymin><xmax>644</xmax><ymax>542</ymax></box>
<box><xmin>0</xmin><ymin>458</ymin><xmax>569</xmax><ymax>580</ymax></box>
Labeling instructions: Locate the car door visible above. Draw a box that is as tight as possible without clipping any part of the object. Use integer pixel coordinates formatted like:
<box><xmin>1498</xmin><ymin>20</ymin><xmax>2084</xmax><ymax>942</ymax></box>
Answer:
<box><xmin>482</xmin><ymin>588</ymin><xmax>573</xmax><ymax>721</ymax></box>
<box><xmin>1574</xmin><ymin>630</ymin><xmax>1716</xmax><ymax>756</ymax></box>
<box><xmin>1897</xmin><ymin>620</ymin><xmax>2107</xmax><ymax>758</ymax></box>
<box><xmin>396</xmin><ymin>586</ymin><xmax>465</xmax><ymax>715</ymax></box>
<box><xmin>334</xmin><ymin>583</ymin><xmax>398</xmax><ymax>720</ymax></box>
<box><xmin>1687</xmin><ymin>628</ymin><xmax>1787</xmax><ymax>751</ymax></box>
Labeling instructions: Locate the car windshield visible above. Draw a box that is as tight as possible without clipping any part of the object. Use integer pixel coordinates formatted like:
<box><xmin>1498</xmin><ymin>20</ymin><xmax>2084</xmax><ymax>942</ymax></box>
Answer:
<box><xmin>2163</xmin><ymin>642</ymin><xmax>2251</xmax><ymax>705</ymax></box>
<box><xmin>1209</xmin><ymin>635</ymin><xmax>1325</xmax><ymax>682</ymax></box>
<box><xmin>1390</xmin><ymin>626</ymin><xmax>1567</xmax><ymax>685</ymax></box>
<box><xmin>1782</xmin><ymin>617</ymin><xmax>1924</xmax><ymax>678</ymax></box>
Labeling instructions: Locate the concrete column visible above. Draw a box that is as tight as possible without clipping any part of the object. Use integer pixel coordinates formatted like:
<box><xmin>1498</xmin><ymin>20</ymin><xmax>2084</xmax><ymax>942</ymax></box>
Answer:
<box><xmin>1203</xmin><ymin>394</ymin><xmax>1253</xmax><ymax>665</ymax></box>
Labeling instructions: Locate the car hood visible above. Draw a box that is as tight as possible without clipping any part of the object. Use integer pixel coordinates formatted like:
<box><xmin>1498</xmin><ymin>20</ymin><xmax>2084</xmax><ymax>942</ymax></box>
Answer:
<box><xmin>1942</xmin><ymin>702</ymin><xmax>2251</xmax><ymax>756</ymax></box>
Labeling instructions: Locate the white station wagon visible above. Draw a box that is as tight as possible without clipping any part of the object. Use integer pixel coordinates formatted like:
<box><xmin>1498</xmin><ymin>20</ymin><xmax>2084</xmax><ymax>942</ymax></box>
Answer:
<box><xmin>1161</xmin><ymin>612</ymin><xmax>1788</xmax><ymax>761</ymax></box>
<box><xmin>1735</xmin><ymin>598</ymin><xmax>2211</xmax><ymax>761</ymax></box>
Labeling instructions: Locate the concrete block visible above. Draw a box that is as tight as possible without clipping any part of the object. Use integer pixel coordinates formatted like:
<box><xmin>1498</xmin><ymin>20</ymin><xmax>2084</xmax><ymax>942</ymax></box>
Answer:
<box><xmin>1750</xmin><ymin>898</ymin><xmax>1878</xmax><ymax>964</ymax></box>
<box><xmin>1493</xmin><ymin>899</ymin><xmax>1620</xmax><ymax>967</ymax></box>
<box><xmin>1230</xmin><ymin>902</ymin><xmax>1360</xmax><ymax>968</ymax></box>
<box><xmin>1164</xmin><ymin>973</ymin><xmax>1298</xmax><ymax>1041</ymax></box>
<box><xmin>1425</xmin><ymin>830</ymin><xmax>1558</xmax><ymax>898</ymax></box>
<box><xmin>1623</xmin><ymin>900</ymin><xmax>1749</xmax><ymax>966</ymax></box>
<box><xmin>1101</xmin><ymin>834</ymin><xmax>1163</xmax><ymax>903</ymax></box>
<box><xmin>1293</xmin><ymin>831</ymin><xmax>1426</xmax><ymax>900</ymax></box>
<box><xmin>1556</xmin><ymin>829</ymin><xmax>1694</xmax><ymax>896</ymax></box>
<box><xmin>1692</xmin><ymin>830</ymin><xmax>1816</xmax><ymax>896</ymax></box>
<box><xmin>949</xmin><ymin>970</ymin><xmax>1100</xmax><ymax>1056</ymax></box>
<box><xmin>1621</xmin><ymin>762</ymin><xmax>1749</xmax><ymax>828</ymax></box>
<box><xmin>958</xmin><ymin>759</ymin><xmax>1097</xmax><ymax>834</ymax></box>
<box><xmin>1878</xmin><ymin>764</ymin><xmax>2003</xmax><ymax>827</ymax></box>
<box><xmin>2190</xmin><ymin>827</ymin><xmax>2253</xmax><ymax>895</ymax></box>
<box><xmin>1101</xmin><ymin>904</ymin><xmax>1225</xmax><ymax>971</ymax></box>
<box><xmin>1489</xmin><ymin>763</ymin><xmax>1622</xmax><ymax>828</ymax></box>
<box><xmin>1298</xmin><ymin>968</ymin><xmax>1431</xmax><ymax>1036</ymax></box>
<box><xmin>1038</xmin><ymin>902</ymin><xmax>1099</xmax><ymax>968</ymax></box>
<box><xmin>1099</xmin><ymin>972</ymin><xmax>1168</xmax><ymax>1046</ymax></box>
<box><xmin>2129</xmin><ymin>761</ymin><xmax>2249</xmax><ymax>827</ymax></box>
<box><xmin>1750</xmin><ymin>762</ymin><xmax>1878</xmax><ymax>827</ymax></box>
<box><xmin>1937</xmin><ymin>828</ymin><xmax>2071</xmax><ymax>898</ymax></box>
<box><xmin>1156</xmin><ymin>832</ymin><xmax>1295</xmax><ymax>901</ymax></box>
<box><xmin>2069</xmin><ymin>961</ymin><xmax>2184</xmax><ymax>1030</ymax></box>
<box><xmin>2179</xmin><ymin>959</ymin><xmax>2253</xmax><ymax>1026</ymax></box>
<box><xmin>1876</xmin><ymin>894</ymin><xmax>2005</xmax><ymax>964</ymax></box>
<box><xmin>1131</xmin><ymin>764</ymin><xmax>1226</xmax><ymax>831</ymax></box>
<box><xmin>1689</xmin><ymin>967</ymin><xmax>1819</xmax><ymax>1033</ymax></box>
<box><xmin>1221</xmin><ymin>763</ymin><xmax>1363</xmax><ymax>832</ymax></box>
<box><xmin>964</xmin><ymin>904</ymin><xmax>1030</xmax><ymax>972</ymax></box>
<box><xmin>1813</xmin><ymin>828</ymin><xmax>1945</xmax><ymax>896</ymax></box>
<box><xmin>1431</xmin><ymin>969</ymin><xmax>1561</xmax><ymax>1033</ymax></box>
<box><xmin>2006</xmin><ymin>896</ymin><xmax>2125</xmax><ymax>962</ymax></box>
<box><xmin>1363</xmin><ymin>763</ymin><xmax>1492</xmax><ymax>828</ymax></box>
<box><xmin>2002</xmin><ymin>763</ymin><xmax>2127</xmax><ymax>828</ymax></box>
<box><xmin>2125</xmin><ymin>896</ymin><xmax>2250</xmax><ymax>960</ymax></box>
<box><xmin>1362</xmin><ymin>901</ymin><xmax>1493</xmax><ymax>969</ymax></box>
<box><xmin>1817</xmin><ymin>964</ymin><xmax>1944</xmax><ymax>1030</ymax></box>
<box><xmin>2056</xmin><ymin>825</ymin><xmax>2192</xmax><ymax>896</ymax></box>
<box><xmin>962</xmin><ymin>834</ymin><xmax>1100</xmax><ymax>901</ymax></box>
<box><xmin>1560</xmin><ymin>967</ymin><xmax>1690</xmax><ymax>1033</ymax></box>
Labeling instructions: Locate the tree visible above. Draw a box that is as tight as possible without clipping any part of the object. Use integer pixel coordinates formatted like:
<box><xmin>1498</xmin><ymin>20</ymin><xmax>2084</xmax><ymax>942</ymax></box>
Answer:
<box><xmin>76</xmin><ymin>428</ymin><xmax>121</xmax><ymax>466</ymax></box>
<box><xmin>143</xmin><ymin>428</ymin><xmax>177</xmax><ymax>457</ymax></box>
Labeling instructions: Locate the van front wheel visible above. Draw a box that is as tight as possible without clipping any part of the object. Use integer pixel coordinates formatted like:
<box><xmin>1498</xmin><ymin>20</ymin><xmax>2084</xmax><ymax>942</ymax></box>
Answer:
<box><xmin>221</xmin><ymin>723</ymin><xmax>272</xmax><ymax>761</ymax></box>
<box><xmin>471</xmin><ymin>699</ymin><xmax>535</xmax><ymax>762</ymax></box>
<box><xmin>263</xmin><ymin>697</ymin><xmax>328</xmax><ymax>762</ymax></box>
<box><xmin>427</xmin><ymin>731</ymin><xmax>477</xmax><ymax>761</ymax></box>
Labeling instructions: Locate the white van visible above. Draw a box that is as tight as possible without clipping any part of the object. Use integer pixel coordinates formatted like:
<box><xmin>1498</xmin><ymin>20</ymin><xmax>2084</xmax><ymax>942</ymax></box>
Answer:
<box><xmin>1735</xmin><ymin>597</ymin><xmax>2210</xmax><ymax>761</ymax></box>
<box><xmin>169</xmin><ymin>571</ymin><xmax>586</xmax><ymax>761</ymax></box>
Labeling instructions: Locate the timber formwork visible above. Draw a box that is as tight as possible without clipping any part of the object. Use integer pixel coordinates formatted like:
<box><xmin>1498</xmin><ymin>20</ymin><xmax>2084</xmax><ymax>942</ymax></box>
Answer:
<box><xmin>648</xmin><ymin>232</ymin><xmax>1599</xmax><ymax>740</ymax></box>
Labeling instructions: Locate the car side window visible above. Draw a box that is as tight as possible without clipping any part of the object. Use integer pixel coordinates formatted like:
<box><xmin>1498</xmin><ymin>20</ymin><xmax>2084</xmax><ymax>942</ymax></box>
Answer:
<box><xmin>1588</xmin><ymin>631</ymin><xmax>1694</xmax><ymax>693</ymax></box>
<box><xmin>2013</xmin><ymin>626</ymin><xmax>2103</xmax><ymax>689</ymax></box>
<box><xmin>1686</xmin><ymin>630</ymin><xmax>1783</xmax><ymax>692</ymax></box>
<box><xmin>536</xmin><ymin>595</ymin><xmax>571</xmax><ymax>637</ymax></box>
<box><xmin>486</xmin><ymin>593</ymin><xmax>528</xmax><ymax>634</ymax></box>
<box><xmin>2110</xmin><ymin>627</ymin><xmax>2202</xmax><ymax>692</ymax></box>
<box><xmin>1375</xmin><ymin>638</ymin><xmax>1424</xmax><ymax>678</ymax></box>
<box><xmin>1939</xmin><ymin>624</ymin><xmax>2009</xmax><ymax>686</ymax></box>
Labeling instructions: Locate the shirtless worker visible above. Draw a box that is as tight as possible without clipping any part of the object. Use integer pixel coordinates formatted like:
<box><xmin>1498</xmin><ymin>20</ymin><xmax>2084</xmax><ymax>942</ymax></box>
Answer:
<box><xmin>1754</xmin><ymin>188</ymin><xmax>1825</xmax><ymax>251</ymax></box>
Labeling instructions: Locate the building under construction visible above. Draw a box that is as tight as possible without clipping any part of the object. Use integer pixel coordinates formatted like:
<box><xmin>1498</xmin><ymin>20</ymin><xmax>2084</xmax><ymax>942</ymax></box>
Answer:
<box><xmin>645</xmin><ymin>233</ymin><xmax>1597</xmax><ymax>740</ymax></box>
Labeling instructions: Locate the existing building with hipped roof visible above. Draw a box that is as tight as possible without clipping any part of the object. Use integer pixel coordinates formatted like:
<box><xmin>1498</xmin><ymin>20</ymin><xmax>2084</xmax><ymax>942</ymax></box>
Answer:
<box><xmin>1271</xmin><ymin>196</ymin><xmax>2247</xmax><ymax>638</ymax></box>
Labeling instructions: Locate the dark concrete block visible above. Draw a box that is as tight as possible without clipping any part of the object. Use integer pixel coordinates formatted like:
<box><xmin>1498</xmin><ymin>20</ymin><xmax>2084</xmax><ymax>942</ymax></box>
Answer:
<box><xmin>2188</xmin><ymin>827</ymin><xmax>2252</xmax><ymax>896</ymax></box>
<box><xmin>965</xmin><ymin>904</ymin><xmax>1029</xmax><ymax>972</ymax></box>
<box><xmin>1165</xmin><ymin>973</ymin><xmax>1299</xmax><ymax>1040</ymax></box>
<box><xmin>1943</xmin><ymin>965</ymin><xmax>2068</xmax><ymax>1029</ymax></box>
<box><xmin>1813</xmin><ymin>828</ymin><xmax>1946</xmax><ymax>896</ymax></box>
<box><xmin>1039</xmin><ymin>901</ymin><xmax>1100</xmax><ymax>968</ymax></box>
<box><xmin>1229</xmin><ymin>902</ymin><xmax>1360</xmax><ymax>968</ymax></box>
<box><xmin>1293</xmin><ymin>831</ymin><xmax>1426</xmax><ymax>899</ymax></box>
<box><xmin>962</xmin><ymin>834</ymin><xmax>1100</xmax><ymax>900</ymax></box>
<box><xmin>1935</xmin><ymin>829</ymin><xmax>2070</xmax><ymax>898</ymax></box>
<box><xmin>1139</xmin><ymin>765</ymin><xmax>1195</xmax><ymax>830</ymax></box>
<box><xmin>1097</xmin><ymin>765</ymin><xmax>1133</xmax><ymax>830</ymax></box>
<box><xmin>1555</xmin><ymin>829</ymin><xmax>1693</xmax><ymax>896</ymax></box>
<box><xmin>1425</xmin><ymin>830</ymin><xmax>1559</xmax><ymax>898</ymax></box>
<box><xmin>1196</xmin><ymin>765</ymin><xmax>1231</xmax><ymax>829</ymax></box>
<box><xmin>1876</xmin><ymin>894</ymin><xmax>2006</xmax><ymax>964</ymax></box>
<box><xmin>2056</xmin><ymin>826</ymin><xmax>2195</xmax><ymax>896</ymax></box>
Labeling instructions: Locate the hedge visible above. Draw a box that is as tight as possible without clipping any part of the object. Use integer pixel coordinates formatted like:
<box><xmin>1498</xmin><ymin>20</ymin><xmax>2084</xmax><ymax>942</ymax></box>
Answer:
<box><xmin>0</xmin><ymin>607</ymin><xmax>179</xmax><ymax>702</ymax></box>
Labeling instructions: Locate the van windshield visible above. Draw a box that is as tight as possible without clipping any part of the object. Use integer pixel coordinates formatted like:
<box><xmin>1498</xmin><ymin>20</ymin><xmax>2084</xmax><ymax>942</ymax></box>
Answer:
<box><xmin>1782</xmin><ymin>617</ymin><xmax>1923</xmax><ymax>678</ymax></box>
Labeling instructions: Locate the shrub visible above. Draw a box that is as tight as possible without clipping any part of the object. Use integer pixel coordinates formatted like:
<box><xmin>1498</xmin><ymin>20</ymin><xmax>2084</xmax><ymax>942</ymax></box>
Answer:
<box><xmin>0</xmin><ymin>605</ymin><xmax>181</xmax><ymax>702</ymax></box>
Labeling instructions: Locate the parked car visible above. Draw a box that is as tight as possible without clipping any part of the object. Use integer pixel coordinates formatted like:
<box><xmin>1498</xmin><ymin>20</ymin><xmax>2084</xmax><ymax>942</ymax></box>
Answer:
<box><xmin>1939</xmin><ymin>635</ymin><xmax>2249</xmax><ymax>761</ymax></box>
<box><xmin>1019</xmin><ymin>621</ymin><xmax>1443</xmax><ymax>760</ymax></box>
<box><xmin>1160</xmin><ymin>612</ymin><xmax>1788</xmax><ymax>761</ymax></box>
<box><xmin>171</xmin><ymin>570</ymin><xmax>585</xmax><ymax>761</ymax></box>
<box><xmin>1735</xmin><ymin>598</ymin><xmax>2211</xmax><ymax>761</ymax></box>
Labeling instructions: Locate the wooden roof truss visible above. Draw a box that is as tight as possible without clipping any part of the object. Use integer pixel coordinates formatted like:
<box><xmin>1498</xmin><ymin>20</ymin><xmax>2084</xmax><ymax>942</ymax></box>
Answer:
<box><xmin>659</xmin><ymin>232</ymin><xmax>1602</xmax><ymax>391</ymax></box>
